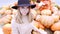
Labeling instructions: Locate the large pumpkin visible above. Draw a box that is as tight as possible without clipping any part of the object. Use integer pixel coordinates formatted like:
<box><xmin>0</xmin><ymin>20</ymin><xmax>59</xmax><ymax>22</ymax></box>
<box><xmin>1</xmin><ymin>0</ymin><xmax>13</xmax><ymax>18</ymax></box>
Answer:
<box><xmin>40</xmin><ymin>15</ymin><xmax>54</xmax><ymax>28</ymax></box>
<box><xmin>41</xmin><ymin>9</ymin><xmax>52</xmax><ymax>16</ymax></box>
<box><xmin>51</xmin><ymin>20</ymin><xmax>60</xmax><ymax>31</ymax></box>
<box><xmin>1</xmin><ymin>15</ymin><xmax>12</xmax><ymax>24</ymax></box>
<box><xmin>54</xmin><ymin>31</ymin><xmax>60</xmax><ymax>34</ymax></box>
<box><xmin>2</xmin><ymin>24</ymin><xmax>11</xmax><ymax>34</ymax></box>
<box><xmin>36</xmin><ymin>15</ymin><xmax>54</xmax><ymax>28</ymax></box>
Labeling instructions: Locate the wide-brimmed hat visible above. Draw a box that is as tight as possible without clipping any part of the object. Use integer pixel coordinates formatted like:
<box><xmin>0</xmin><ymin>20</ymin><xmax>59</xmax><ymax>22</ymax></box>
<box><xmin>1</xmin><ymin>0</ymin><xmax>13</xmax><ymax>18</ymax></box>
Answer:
<box><xmin>12</xmin><ymin>0</ymin><xmax>36</xmax><ymax>9</ymax></box>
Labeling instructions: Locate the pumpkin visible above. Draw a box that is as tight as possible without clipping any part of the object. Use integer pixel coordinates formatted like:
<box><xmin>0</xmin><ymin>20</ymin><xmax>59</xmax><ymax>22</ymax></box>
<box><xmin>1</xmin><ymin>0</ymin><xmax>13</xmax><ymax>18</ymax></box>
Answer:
<box><xmin>32</xmin><ymin>20</ymin><xmax>45</xmax><ymax>29</ymax></box>
<box><xmin>2</xmin><ymin>24</ymin><xmax>11</xmax><ymax>34</ymax></box>
<box><xmin>41</xmin><ymin>9</ymin><xmax>52</xmax><ymax>16</ymax></box>
<box><xmin>5</xmin><ymin>10</ymin><xmax>12</xmax><ymax>15</ymax></box>
<box><xmin>54</xmin><ymin>31</ymin><xmax>60</xmax><ymax>34</ymax></box>
<box><xmin>51</xmin><ymin>20</ymin><xmax>60</xmax><ymax>31</ymax></box>
<box><xmin>40</xmin><ymin>15</ymin><xmax>54</xmax><ymax>28</ymax></box>
<box><xmin>52</xmin><ymin>15</ymin><xmax>59</xmax><ymax>22</ymax></box>
<box><xmin>1</xmin><ymin>15</ymin><xmax>12</xmax><ymax>24</ymax></box>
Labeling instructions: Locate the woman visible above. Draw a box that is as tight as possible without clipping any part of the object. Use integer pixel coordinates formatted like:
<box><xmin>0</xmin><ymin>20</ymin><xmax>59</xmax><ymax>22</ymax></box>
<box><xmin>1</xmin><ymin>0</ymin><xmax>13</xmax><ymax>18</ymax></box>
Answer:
<box><xmin>11</xmin><ymin>0</ymin><xmax>47</xmax><ymax>34</ymax></box>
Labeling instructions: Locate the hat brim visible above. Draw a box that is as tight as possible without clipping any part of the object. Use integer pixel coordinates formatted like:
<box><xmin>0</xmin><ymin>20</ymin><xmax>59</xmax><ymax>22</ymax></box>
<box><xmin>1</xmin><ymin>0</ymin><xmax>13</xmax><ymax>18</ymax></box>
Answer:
<box><xmin>11</xmin><ymin>4</ymin><xmax>36</xmax><ymax>9</ymax></box>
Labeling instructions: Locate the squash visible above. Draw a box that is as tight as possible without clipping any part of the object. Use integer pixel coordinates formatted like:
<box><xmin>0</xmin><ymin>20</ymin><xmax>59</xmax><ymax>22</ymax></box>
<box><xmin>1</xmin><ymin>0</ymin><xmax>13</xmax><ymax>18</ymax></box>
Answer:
<box><xmin>51</xmin><ymin>20</ymin><xmax>60</xmax><ymax>31</ymax></box>
<box><xmin>2</xmin><ymin>24</ymin><xmax>11</xmax><ymax>34</ymax></box>
<box><xmin>54</xmin><ymin>31</ymin><xmax>60</xmax><ymax>34</ymax></box>
<box><xmin>40</xmin><ymin>15</ymin><xmax>54</xmax><ymax>28</ymax></box>
<box><xmin>36</xmin><ymin>15</ymin><xmax>54</xmax><ymax>28</ymax></box>
<box><xmin>41</xmin><ymin>9</ymin><xmax>52</xmax><ymax>16</ymax></box>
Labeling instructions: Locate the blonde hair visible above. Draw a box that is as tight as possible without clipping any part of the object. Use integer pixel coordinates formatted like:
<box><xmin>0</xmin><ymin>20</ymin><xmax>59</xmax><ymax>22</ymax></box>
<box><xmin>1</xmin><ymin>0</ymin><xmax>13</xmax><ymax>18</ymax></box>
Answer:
<box><xmin>15</xmin><ymin>8</ymin><xmax>33</xmax><ymax>24</ymax></box>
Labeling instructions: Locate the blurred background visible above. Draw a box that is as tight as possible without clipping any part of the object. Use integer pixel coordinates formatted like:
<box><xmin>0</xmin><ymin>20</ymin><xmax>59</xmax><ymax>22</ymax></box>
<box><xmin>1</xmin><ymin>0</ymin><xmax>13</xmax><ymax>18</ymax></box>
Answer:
<box><xmin>0</xmin><ymin>0</ymin><xmax>60</xmax><ymax>7</ymax></box>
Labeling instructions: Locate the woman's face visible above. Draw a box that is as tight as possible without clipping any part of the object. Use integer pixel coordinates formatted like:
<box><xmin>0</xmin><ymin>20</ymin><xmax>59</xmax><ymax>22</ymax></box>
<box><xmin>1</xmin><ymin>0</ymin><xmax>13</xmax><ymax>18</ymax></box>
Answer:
<box><xmin>19</xmin><ymin>6</ymin><xmax>29</xmax><ymax>16</ymax></box>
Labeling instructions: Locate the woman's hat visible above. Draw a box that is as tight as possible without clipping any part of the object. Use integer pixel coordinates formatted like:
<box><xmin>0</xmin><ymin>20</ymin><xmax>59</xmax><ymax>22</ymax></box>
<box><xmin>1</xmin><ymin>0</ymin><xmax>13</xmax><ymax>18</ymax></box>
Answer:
<box><xmin>12</xmin><ymin>0</ymin><xmax>36</xmax><ymax>9</ymax></box>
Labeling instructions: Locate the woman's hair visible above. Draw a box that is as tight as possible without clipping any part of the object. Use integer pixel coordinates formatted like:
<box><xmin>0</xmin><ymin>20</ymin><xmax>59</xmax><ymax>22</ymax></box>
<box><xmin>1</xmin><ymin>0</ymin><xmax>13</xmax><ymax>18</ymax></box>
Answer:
<box><xmin>14</xmin><ymin>7</ymin><xmax>33</xmax><ymax>24</ymax></box>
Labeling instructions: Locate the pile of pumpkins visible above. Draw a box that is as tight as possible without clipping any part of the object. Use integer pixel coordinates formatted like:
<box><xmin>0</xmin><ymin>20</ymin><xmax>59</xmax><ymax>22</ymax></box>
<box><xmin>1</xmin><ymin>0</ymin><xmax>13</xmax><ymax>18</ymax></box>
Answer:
<box><xmin>0</xmin><ymin>4</ymin><xmax>18</xmax><ymax>34</ymax></box>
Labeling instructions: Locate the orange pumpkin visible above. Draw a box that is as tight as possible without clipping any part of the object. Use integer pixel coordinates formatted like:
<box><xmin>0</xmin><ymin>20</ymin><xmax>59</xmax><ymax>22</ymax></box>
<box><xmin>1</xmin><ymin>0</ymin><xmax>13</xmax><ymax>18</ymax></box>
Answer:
<box><xmin>1</xmin><ymin>15</ymin><xmax>12</xmax><ymax>24</ymax></box>
<box><xmin>2</xmin><ymin>24</ymin><xmax>11</xmax><ymax>34</ymax></box>
<box><xmin>51</xmin><ymin>20</ymin><xmax>60</xmax><ymax>31</ymax></box>
<box><xmin>40</xmin><ymin>15</ymin><xmax>54</xmax><ymax>28</ymax></box>
<box><xmin>54</xmin><ymin>31</ymin><xmax>60</xmax><ymax>34</ymax></box>
<box><xmin>41</xmin><ymin>9</ymin><xmax>52</xmax><ymax>16</ymax></box>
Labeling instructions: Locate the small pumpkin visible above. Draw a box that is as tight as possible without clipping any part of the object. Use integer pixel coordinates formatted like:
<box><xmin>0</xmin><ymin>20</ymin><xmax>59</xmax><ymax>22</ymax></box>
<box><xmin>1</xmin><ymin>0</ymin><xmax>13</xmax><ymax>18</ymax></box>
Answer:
<box><xmin>41</xmin><ymin>9</ymin><xmax>52</xmax><ymax>16</ymax></box>
<box><xmin>51</xmin><ymin>20</ymin><xmax>60</xmax><ymax>31</ymax></box>
<box><xmin>54</xmin><ymin>31</ymin><xmax>60</xmax><ymax>34</ymax></box>
<box><xmin>2</xmin><ymin>24</ymin><xmax>11</xmax><ymax>34</ymax></box>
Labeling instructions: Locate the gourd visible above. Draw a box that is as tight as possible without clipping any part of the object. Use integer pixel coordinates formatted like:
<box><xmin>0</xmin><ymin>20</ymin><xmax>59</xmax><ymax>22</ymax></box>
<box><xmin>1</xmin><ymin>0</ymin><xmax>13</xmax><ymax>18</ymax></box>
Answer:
<box><xmin>51</xmin><ymin>21</ymin><xmax>60</xmax><ymax>31</ymax></box>
<box><xmin>41</xmin><ymin>9</ymin><xmax>51</xmax><ymax>16</ymax></box>
<box><xmin>2</xmin><ymin>24</ymin><xmax>11</xmax><ymax>34</ymax></box>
